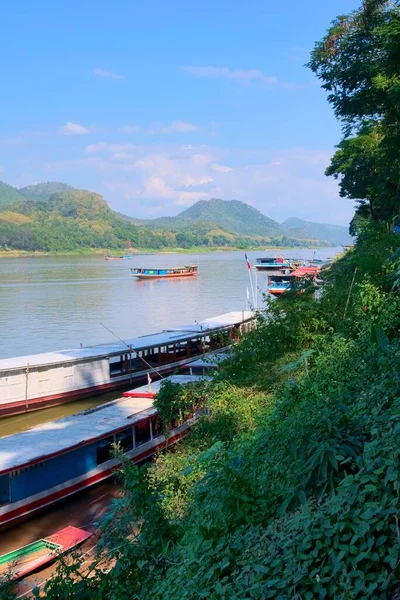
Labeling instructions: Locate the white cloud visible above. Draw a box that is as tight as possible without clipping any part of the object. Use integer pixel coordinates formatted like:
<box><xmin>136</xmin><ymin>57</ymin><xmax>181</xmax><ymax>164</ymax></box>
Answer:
<box><xmin>148</xmin><ymin>120</ymin><xmax>200</xmax><ymax>135</ymax></box>
<box><xmin>93</xmin><ymin>68</ymin><xmax>123</xmax><ymax>80</ymax></box>
<box><xmin>43</xmin><ymin>143</ymin><xmax>352</xmax><ymax>225</ymax></box>
<box><xmin>211</xmin><ymin>163</ymin><xmax>233</xmax><ymax>173</ymax></box>
<box><xmin>120</xmin><ymin>125</ymin><xmax>140</xmax><ymax>134</ymax></box>
<box><xmin>59</xmin><ymin>122</ymin><xmax>91</xmax><ymax>136</ymax></box>
<box><xmin>182</xmin><ymin>66</ymin><xmax>299</xmax><ymax>89</ymax></box>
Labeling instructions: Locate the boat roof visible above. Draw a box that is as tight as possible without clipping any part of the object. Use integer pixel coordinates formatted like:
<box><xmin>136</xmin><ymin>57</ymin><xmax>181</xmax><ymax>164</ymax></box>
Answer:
<box><xmin>132</xmin><ymin>265</ymin><xmax>198</xmax><ymax>270</ymax></box>
<box><xmin>0</xmin><ymin>311</ymin><xmax>253</xmax><ymax>372</ymax></box>
<box><xmin>123</xmin><ymin>374</ymin><xmax>212</xmax><ymax>397</ymax></box>
<box><xmin>0</xmin><ymin>375</ymin><xmax>206</xmax><ymax>474</ymax></box>
<box><xmin>291</xmin><ymin>267</ymin><xmax>319</xmax><ymax>277</ymax></box>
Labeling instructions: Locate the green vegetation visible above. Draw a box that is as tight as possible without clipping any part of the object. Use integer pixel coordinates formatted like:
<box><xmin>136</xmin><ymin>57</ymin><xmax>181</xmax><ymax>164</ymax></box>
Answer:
<box><xmin>6</xmin><ymin>2</ymin><xmax>398</xmax><ymax>598</ymax></box>
<box><xmin>129</xmin><ymin>198</ymin><xmax>351</xmax><ymax>245</ymax></box>
<box><xmin>141</xmin><ymin>198</ymin><xmax>283</xmax><ymax>237</ymax></box>
<box><xmin>0</xmin><ymin>186</ymin><xmax>334</xmax><ymax>253</ymax></box>
<box><xmin>18</xmin><ymin>181</ymin><xmax>76</xmax><ymax>201</ymax></box>
<box><xmin>28</xmin><ymin>223</ymin><xmax>400</xmax><ymax>600</ymax></box>
<box><xmin>308</xmin><ymin>0</ymin><xmax>400</xmax><ymax>226</ymax></box>
<box><xmin>0</xmin><ymin>181</ymin><xmax>24</xmax><ymax>210</ymax></box>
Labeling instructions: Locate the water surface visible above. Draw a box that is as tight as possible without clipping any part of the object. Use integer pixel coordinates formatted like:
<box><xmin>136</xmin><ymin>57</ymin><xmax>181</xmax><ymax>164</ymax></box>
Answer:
<box><xmin>0</xmin><ymin>249</ymin><xmax>340</xmax><ymax>360</ymax></box>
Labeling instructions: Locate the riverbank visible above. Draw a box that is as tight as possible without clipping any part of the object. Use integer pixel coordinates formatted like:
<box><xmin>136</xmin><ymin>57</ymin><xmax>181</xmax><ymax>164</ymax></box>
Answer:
<box><xmin>0</xmin><ymin>244</ymin><xmax>333</xmax><ymax>258</ymax></box>
<box><xmin>25</xmin><ymin>223</ymin><xmax>400</xmax><ymax>599</ymax></box>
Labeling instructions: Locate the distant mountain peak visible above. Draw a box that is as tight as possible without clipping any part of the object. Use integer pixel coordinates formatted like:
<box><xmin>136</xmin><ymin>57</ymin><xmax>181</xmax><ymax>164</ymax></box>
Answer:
<box><xmin>282</xmin><ymin>217</ymin><xmax>353</xmax><ymax>245</ymax></box>
<box><xmin>19</xmin><ymin>182</ymin><xmax>76</xmax><ymax>201</ymax></box>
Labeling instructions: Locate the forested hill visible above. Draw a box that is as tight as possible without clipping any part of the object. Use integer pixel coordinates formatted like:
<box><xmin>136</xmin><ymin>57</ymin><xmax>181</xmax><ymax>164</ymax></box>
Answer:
<box><xmin>0</xmin><ymin>180</ymin><xmax>350</xmax><ymax>251</ymax></box>
<box><xmin>18</xmin><ymin>182</ymin><xmax>76</xmax><ymax>201</ymax></box>
<box><xmin>0</xmin><ymin>181</ymin><xmax>24</xmax><ymax>209</ymax></box>
<box><xmin>139</xmin><ymin>198</ymin><xmax>283</xmax><ymax>237</ymax></box>
<box><xmin>283</xmin><ymin>217</ymin><xmax>353</xmax><ymax>246</ymax></box>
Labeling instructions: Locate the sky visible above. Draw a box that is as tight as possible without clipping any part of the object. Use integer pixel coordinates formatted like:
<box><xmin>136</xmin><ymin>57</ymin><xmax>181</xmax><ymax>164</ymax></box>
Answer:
<box><xmin>0</xmin><ymin>0</ymin><xmax>360</xmax><ymax>225</ymax></box>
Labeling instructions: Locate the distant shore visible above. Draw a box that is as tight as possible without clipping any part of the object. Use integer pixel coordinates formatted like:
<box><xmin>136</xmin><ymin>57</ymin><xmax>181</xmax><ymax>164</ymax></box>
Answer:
<box><xmin>0</xmin><ymin>244</ymin><xmax>334</xmax><ymax>258</ymax></box>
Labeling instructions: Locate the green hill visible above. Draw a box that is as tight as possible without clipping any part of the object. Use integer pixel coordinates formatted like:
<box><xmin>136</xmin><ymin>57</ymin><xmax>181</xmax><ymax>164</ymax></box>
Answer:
<box><xmin>283</xmin><ymin>217</ymin><xmax>352</xmax><ymax>246</ymax></box>
<box><xmin>0</xmin><ymin>181</ymin><xmax>24</xmax><ymax>209</ymax></box>
<box><xmin>0</xmin><ymin>179</ymin><xmax>346</xmax><ymax>252</ymax></box>
<box><xmin>139</xmin><ymin>198</ymin><xmax>283</xmax><ymax>237</ymax></box>
<box><xmin>0</xmin><ymin>185</ymin><xmax>291</xmax><ymax>251</ymax></box>
<box><xmin>18</xmin><ymin>182</ymin><xmax>76</xmax><ymax>201</ymax></box>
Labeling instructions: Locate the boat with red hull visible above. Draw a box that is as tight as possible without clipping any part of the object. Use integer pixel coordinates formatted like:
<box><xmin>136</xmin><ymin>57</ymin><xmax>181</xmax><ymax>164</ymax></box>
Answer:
<box><xmin>0</xmin><ymin>526</ymin><xmax>92</xmax><ymax>580</ymax></box>
<box><xmin>131</xmin><ymin>265</ymin><xmax>198</xmax><ymax>279</ymax></box>
<box><xmin>0</xmin><ymin>375</ymin><xmax>208</xmax><ymax>530</ymax></box>
<box><xmin>0</xmin><ymin>311</ymin><xmax>253</xmax><ymax>418</ymax></box>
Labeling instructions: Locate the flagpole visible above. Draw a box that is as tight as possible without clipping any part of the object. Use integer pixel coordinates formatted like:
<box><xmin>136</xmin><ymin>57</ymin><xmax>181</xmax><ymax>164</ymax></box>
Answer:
<box><xmin>255</xmin><ymin>268</ymin><xmax>258</xmax><ymax>309</ymax></box>
<box><xmin>248</xmin><ymin>267</ymin><xmax>256</xmax><ymax>307</ymax></box>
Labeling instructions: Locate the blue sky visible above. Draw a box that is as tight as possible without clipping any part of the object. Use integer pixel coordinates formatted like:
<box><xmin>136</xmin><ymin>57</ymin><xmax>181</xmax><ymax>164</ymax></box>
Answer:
<box><xmin>0</xmin><ymin>0</ymin><xmax>360</xmax><ymax>225</ymax></box>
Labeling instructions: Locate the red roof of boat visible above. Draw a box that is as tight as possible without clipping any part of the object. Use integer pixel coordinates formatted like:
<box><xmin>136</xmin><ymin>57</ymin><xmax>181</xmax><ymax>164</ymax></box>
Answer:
<box><xmin>291</xmin><ymin>266</ymin><xmax>319</xmax><ymax>278</ymax></box>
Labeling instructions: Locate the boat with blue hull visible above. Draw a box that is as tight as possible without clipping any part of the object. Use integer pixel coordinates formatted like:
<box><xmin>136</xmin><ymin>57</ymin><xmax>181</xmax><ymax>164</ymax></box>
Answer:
<box><xmin>0</xmin><ymin>375</ymin><xmax>207</xmax><ymax>530</ymax></box>
<box><xmin>131</xmin><ymin>265</ymin><xmax>198</xmax><ymax>279</ymax></box>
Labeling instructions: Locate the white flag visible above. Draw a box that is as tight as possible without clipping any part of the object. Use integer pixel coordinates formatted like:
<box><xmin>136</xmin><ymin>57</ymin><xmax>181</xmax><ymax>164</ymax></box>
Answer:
<box><xmin>147</xmin><ymin>373</ymin><xmax>152</xmax><ymax>386</ymax></box>
<box><xmin>246</xmin><ymin>287</ymin><xmax>250</xmax><ymax>300</ymax></box>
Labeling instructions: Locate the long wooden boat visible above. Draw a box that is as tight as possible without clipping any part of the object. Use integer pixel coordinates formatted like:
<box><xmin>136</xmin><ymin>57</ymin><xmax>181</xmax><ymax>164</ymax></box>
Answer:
<box><xmin>105</xmin><ymin>255</ymin><xmax>133</xmax><ymax>260</ymax></box>
<box><xmin>0</xmin><ymin>526</ymin><xmax>92</xmax><ymax>580</ymax></box>
<box><xmin>254</xmin><ymin>257</ymin><xmax>293</xmax><ymax>273</ymax></box>
<box><xmin>0</xmin><ymin>311</ymin><xmax>253</xmax><ymax>418</ymax></box>
<box><xmin>131</xmin><ymin>265</ymin><xmax>198</xmax><ymax>279</ymax></box>
<box><xmin>0</xmin><ymin>375</ymin><xmax>206</xmax><ymax>530</ymax></box>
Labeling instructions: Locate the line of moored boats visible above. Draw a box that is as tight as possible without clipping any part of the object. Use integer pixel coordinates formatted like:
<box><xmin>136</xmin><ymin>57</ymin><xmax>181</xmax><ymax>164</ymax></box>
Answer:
<box><xmin>254</xmin><ymin>256</ymin><xmax>331</xmax><ymax>296</ymax></box>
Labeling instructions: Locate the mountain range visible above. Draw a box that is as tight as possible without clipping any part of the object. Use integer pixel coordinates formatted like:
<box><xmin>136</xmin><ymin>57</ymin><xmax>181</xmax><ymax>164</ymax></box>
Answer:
<box><xmin>0</xmin><ymin>180</ymin><xmax>352</xmax><ymax>252</ymax></box>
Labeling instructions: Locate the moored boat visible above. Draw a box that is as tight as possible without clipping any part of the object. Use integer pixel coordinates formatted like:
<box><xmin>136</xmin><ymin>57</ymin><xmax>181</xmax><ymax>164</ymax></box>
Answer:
<box><xmin>0</xmin><ymin>312</ymin><xmax>253</xmax><ymax>418</ymax></box>
<box><xmin>254</xmin><ymin>256</ymin><xmax>293</xmax><ymax>273</ymax></box>
<box><xmin>267</xmin><ymin>265</ymin><xmax>321</xmax><ymax>297</ymax></box>
<box><xmin>0</xmin><ymin>526</ymin><xmax>92</xmax><ymax>580</ymax></box>
<box><xmin>0</xmin><ymin>375</ymin><xmax>207</xmax><ymax>529</ymax></box>
<box><xmin>131</xmin><ymin>265</ymin><xmax>198</xmax><ymax>279</ymax></box>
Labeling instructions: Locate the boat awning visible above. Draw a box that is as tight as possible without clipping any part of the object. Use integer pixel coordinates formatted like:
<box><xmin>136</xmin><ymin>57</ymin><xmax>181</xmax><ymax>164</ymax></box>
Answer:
<box><xmin>0</xmin><ymin>311</ymin><xmax>254</xmax><ymax>371</ymax></box>
<box><xmin>291</xmin><ymin>267</ymin><xmax>319</xmax><ymax>278</ymax></box>
<box><xmin>0</xmin><ymin>375</ymin><xmax>208</xmax><ymax>473</ymax></box>
<box><xmin>123</xmin><ymin>374</ymin><xmax>211</xmax><ymax>398</ymax></box>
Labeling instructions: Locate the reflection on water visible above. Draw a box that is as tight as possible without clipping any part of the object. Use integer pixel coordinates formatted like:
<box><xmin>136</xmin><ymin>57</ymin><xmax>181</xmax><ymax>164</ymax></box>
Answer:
<box><xmin>0</xmin><ymin>249</ymin><xmax>341</xmax><ymax>361</ymax></box>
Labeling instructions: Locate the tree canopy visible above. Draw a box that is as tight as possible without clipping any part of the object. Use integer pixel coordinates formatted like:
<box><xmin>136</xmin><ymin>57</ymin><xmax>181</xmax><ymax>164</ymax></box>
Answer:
<box><xmin>308</xmin><ymin>0</ymin><xmax>400</xmax><ymax>224</ymax></box>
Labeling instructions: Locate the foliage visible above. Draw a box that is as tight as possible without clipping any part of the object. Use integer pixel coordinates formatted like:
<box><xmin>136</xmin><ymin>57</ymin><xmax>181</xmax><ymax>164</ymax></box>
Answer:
<box><xmin>36</xmin><ymin>221</ymin><xmax>400</xmax><ymax>599</ymax></box>
<box><xmin>0</xmin><ymin>181</ymin><xmax>23</xmax><ymax>210</ymax></box>
<box><xmin>0</xmin><ymin>182</ymin><xmax>347</xmax><ymax>251</ymax></box>
<box><xmin>308</xmin><ymin>1</ymin><xmax>400</xmax><ymax>223</ymax></box>
<box><xmin>18</xmin><ymin>181</ymin><xmax>76</xmax><ymax>202</ymax></box>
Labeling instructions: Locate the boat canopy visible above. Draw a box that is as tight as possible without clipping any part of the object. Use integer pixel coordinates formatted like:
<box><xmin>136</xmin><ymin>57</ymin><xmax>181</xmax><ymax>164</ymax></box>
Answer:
<box><xmin>0</xmin><ymin>311</ymin><xmax>253</xmax><ymax>372</ymax></box>
<box><xmin>0</xmin><ymin>375</ymin><xmax>207</xmax><ymax>474</ymax></box>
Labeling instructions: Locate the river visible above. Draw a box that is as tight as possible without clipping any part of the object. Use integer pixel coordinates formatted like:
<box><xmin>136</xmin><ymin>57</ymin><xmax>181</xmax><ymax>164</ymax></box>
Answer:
<box><xmin>0</xmin><ymin>248</ymin><xmax>341</xmax><ymax>361</ymax></box>
<box><xmin>0</xmin><ymin>248</ymin><xmax>341</xmax><ymax>585</ymax></box>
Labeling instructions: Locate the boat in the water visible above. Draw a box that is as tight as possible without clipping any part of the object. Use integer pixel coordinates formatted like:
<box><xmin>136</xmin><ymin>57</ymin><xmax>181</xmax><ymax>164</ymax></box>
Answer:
<box><xmin>0</xmin><ymin>526</ymin><xmax>92</xmax><ymax>580</ymax></box>
<box><xmin>0</xmin><ymin>374</ymin><xmax>209</xmax><ymax>529</ymax></box>
<box><xmin>267</xmin><ymin>265</ymin><xmax>321</xmax><ymax>297</ymax></box>
<box><xmin>131</xmin><ymin>265</ymin><xmax>198</xmax><ymax>279</ymax></box>
<box><xmin>254</xmin><ymin>257</ymin><xmax>293</xmax><ymax>273</ymax></box>
<box><xmin>105</xmin><ymin>255</ymin><xmax>133</xmax><ymax>260</ymax></box>
<box><xmin>0</xmin><ymin>311</ymin><xmax>253</xmax><ymax>418</ymax></box>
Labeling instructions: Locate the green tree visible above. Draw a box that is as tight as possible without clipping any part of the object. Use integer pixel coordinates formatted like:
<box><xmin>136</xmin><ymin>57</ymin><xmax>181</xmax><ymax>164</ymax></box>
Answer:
<box><xmin>308</xmin><ymin>0</ymin><xmax>400</xmax><ymax>223</ymax></box>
